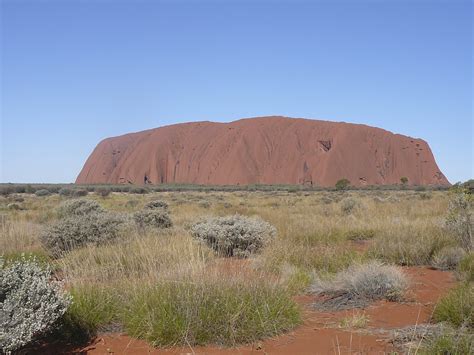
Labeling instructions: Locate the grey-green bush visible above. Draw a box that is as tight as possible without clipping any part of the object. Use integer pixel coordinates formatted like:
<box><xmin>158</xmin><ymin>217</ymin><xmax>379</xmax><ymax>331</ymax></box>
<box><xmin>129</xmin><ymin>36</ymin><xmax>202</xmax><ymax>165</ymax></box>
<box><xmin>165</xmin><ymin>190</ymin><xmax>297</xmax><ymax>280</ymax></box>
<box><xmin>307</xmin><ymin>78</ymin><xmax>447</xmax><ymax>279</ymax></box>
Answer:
<box><xmin>0</xmin><ymin>256</ymin><xmax>71</xmax><ymax>353</ymax></box>
<box><xmin>58</xmin><ymin>188</ymin><xmax>73</xmax><ymax>196</ymax></box>
<box><xmin>311</xmin><ymin>261</ymin><xmax>408</xmax><ymax>310</ymax></box>
<box><xmin>40</xmin><ymin>213</ymin><xmax>125</xmax><ymax>256</ymax></box>
<box><xmin>72</xmin><ymin>189</ymin><xmax>88</xmax><ymax>197</ymax></box>
<box><xmin>35</xmin><ymin>189</ymin><xmax>51</xmax><ymax>197</ymax></box>
<box><xmin>95</xmin><ymin>188</ymin><xmax>112</xmax><ymax>198</ymax></box>
<box><xmin>190</xmin><ymin>215</ymin><xmax>276</xmax><ymax>258</ymax></box>
<box><xmin>144</xmin><ymin>200</ymin><xmax>169</xmax><ymax>210</ymax></box>
<box><xmin>57</xmin><ymin>199</ymin><xmax>105</xmax><ymax>218</ymax></box>
<box><xmin>133</xmin><ymin>209</ymin><xmax>172</xmax><ymax>230</ymax></box>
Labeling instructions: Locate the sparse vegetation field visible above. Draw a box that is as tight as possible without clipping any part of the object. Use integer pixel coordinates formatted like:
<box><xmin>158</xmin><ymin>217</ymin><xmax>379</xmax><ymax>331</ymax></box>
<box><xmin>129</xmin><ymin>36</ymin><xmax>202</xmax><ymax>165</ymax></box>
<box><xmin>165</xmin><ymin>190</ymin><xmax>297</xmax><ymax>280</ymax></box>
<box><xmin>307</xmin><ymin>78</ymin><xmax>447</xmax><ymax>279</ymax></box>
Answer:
<box><xmin>0</xmin><ymin>185</ymin><xmax>472</xmax><ymax>353</ymax></box>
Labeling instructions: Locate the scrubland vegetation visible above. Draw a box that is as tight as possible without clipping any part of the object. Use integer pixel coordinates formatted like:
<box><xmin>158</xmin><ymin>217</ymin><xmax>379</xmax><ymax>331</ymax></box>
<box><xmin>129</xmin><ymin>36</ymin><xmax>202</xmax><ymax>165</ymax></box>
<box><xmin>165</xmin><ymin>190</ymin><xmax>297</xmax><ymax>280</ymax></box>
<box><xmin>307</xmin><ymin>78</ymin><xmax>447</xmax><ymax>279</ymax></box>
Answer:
<box><xmin>0</xmin><ymin>183</ymin><xmax>472</xmax><ymax>353</ymax></box>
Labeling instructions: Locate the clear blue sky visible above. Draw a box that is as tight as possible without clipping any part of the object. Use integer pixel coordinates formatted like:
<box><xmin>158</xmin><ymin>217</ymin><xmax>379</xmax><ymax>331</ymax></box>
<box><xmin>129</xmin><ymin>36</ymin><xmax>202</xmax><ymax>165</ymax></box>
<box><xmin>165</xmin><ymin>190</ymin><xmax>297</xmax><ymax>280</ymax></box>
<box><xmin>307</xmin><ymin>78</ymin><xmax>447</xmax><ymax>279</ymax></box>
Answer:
<box><xmin>1</xmin><ymin>0</ymin><xmax>472</xmax><ymax>184</ymax></box>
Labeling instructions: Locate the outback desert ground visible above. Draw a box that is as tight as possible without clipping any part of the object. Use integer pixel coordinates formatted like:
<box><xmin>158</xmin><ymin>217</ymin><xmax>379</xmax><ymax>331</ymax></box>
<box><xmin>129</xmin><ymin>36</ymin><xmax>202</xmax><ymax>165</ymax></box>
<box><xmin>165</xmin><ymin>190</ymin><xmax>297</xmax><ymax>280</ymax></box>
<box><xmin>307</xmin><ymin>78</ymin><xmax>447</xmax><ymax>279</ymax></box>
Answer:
<box><xmin>1</xmin><ymin>184</ymin><xmax>472</xmax><ymax>354</ymax></box>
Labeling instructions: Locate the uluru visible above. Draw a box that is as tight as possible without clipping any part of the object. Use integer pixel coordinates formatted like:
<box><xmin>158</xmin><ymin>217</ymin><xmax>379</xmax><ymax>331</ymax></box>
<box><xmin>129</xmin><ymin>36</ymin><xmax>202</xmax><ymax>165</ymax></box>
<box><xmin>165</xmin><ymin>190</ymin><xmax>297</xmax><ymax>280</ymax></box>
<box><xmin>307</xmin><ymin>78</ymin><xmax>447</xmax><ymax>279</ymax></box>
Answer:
<box><xmin>76</xmin><ymin>116</ymin><xmax>449</xmax><ymax>187</ymax></box>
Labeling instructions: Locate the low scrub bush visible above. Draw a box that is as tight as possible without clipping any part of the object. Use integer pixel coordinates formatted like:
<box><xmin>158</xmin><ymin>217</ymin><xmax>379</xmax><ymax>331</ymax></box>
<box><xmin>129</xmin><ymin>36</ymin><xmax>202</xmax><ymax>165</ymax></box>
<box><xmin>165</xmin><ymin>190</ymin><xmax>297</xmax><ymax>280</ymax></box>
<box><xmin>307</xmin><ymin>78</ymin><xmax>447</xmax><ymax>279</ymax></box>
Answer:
<box><xmin>191</xmin><ymin>215</ymin><xmax>276</xmax><ymax>258</ymax></box>
<box><xmin>445</xmin><ymin>191</ymin><xmax>473</xmax><ymax>251</ymax></box>
<box><xmin>144</xmin><ymin>200</ymin><xmax>169</xmax><ymax>210</ymax></box>
<box><xmin>433</xmin><ymin>283</ymin><xmax>473</xmax><ymax>329</ymax></box>
<box><xmin>57</xmin><ymin>199</ymin><xmax>104</xmax><ymax>218</ymax></box>
<box><xmin>0</xmin><ymin>256</ymin><xmax>71</xmax><ymax>353</ymax></box>
<box><xmin>133</xmin><ymin>209</ymin><xmax>172</xmax><ymax>230</ymax></box>
<box><xmin>130</xmin><ymin>187</ymin><xmax>149</xmax><ymax>194</ymax></box>
<box><xmin>122</xmin><ymin>278</ymin><xmax>300</xmax><ymax>346</ymax></box>
<box><xmin>311</xmin><ymin>261</ymin><xmax>408</xmax><ymax>310</ymax></box>
<box><xmin>58</xmin><ymin>188</ymin><xmax>73</xmax><ymax>196</ymax></box>
<box><xmin>72</xmin><ymin>189</ymin><xmax>88</xmax><ymax>197</ymax></box>
<box><xmin>431</xmin><ymin>246</ymin><xmax>466</xmax><ymax>270</ymax></box>
<box><xmin>95</xmin><ymin>188</ymin><xmax>112</xmax><ymax>198</ymax></box>
<box><xmin>40</xmin><ymin>213</ymin><xmax>125</xmax><ymax>256</ymax></box>
<box><xmin>340</xmin><ymin>198</ymin><xmax>359</xmax><ymax>214</ymax></box>
<box><xmin>35</xmin><ymin>189</ymin><xmax>51</xmax><ymax>197</ymax></box>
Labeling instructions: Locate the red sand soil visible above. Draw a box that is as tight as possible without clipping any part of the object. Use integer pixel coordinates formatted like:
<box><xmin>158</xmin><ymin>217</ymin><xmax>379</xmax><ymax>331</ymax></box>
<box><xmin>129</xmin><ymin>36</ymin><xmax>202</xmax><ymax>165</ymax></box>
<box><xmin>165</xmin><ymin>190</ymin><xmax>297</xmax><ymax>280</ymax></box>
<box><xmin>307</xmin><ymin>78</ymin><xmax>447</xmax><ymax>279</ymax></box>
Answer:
<box><xmin>76</xmin><ymin>116</ymin><xmax>449</xmax><ymax>187</ymax></box>
<box><xmin>73</xmin><ymin>267</ymin><xmax>455</xmax><ymax>355</ymax></box>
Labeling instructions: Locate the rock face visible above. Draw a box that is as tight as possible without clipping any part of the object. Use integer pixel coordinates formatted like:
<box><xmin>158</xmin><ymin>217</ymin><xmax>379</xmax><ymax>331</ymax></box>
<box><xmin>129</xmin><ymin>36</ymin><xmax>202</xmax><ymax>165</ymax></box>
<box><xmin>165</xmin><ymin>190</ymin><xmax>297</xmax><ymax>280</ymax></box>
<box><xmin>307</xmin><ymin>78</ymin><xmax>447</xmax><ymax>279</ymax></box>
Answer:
<box><xmin>76</xmin><ymin>116</ymin><xmax>449</xmax><ymax>186</ymax></box>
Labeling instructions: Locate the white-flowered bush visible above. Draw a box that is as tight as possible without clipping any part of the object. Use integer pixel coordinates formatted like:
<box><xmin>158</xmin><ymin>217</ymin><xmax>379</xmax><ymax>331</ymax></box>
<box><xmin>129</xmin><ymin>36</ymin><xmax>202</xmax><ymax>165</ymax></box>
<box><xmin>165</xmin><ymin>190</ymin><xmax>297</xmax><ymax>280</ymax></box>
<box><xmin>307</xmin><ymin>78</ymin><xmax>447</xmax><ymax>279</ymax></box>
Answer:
<box><xmin>0</xmin><ymin>257</ymin><xmax>71</xmax><ymax>353</ymax></box>
<box><xmin>190</xmin><ymin>215</ymin><xmax>276</xmax><ymax>258</ymax></box>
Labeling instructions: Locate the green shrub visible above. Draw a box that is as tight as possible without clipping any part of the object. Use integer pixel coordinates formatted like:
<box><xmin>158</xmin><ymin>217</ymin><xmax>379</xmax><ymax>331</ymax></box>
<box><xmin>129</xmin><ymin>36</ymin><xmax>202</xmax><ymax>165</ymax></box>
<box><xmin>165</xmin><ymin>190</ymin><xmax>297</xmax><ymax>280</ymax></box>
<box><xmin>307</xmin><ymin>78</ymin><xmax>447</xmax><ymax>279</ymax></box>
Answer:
<box><xmin>40</xmin><ymin>213</ymin><xmax>125</xmax><ymax>256</ymax></box>
<box><xmin>133</xmin><ymin>209</ymin><xmax>172</xmax><ymax>230</ymax></box>
<box><xmin>57</xmin><ymin>199</ymin><xmax>104</xmax><ymax>218</ymax></box>
<box><xmin>0</xmin><ymin>256</ymin><xmax>71</xmax><ymax>353</ymax></box>
<box><xmin>433</xmin><ymin>283</ymin><xmax>473</xmax><ymax>329</ymax></box>
<box><xmin>130</xmin><ymin>187</ymin><xmax>149</xmax><ymax>194</ymax></box>
<box><xmin>191</xmin><ymin>215</ymin><xmax>276</xmax><ymax>258</ymax></box>
<box><xmin>72</xmin><ymin>189</ymin><xmax>88</xmax><ymax>197</ymax></box>
<box><xmin>335</xmin><ymin>179</ymin><xmax>350</xmax><ymax>191</ymax></box>
<box><xmin>122</xmin><ymin>279</ymin><xmax>300</xmax><ymax>346</ymax></box>
<box><xmin>35</xmin><ymin>189</ymin><xmax>51</xmax><ymax>197</ymax></box>
<box><xmin>144</xmin><ymin>200</ymin><xmax>169</xmax><ymax>210</ymax></box>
